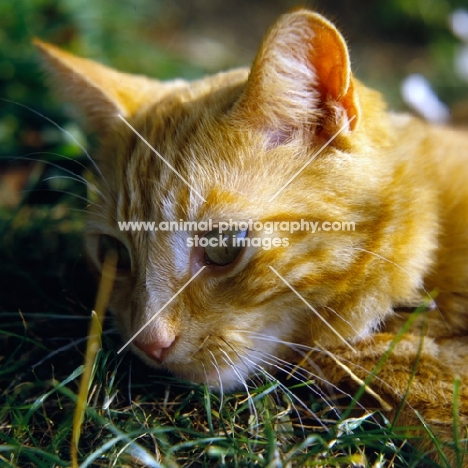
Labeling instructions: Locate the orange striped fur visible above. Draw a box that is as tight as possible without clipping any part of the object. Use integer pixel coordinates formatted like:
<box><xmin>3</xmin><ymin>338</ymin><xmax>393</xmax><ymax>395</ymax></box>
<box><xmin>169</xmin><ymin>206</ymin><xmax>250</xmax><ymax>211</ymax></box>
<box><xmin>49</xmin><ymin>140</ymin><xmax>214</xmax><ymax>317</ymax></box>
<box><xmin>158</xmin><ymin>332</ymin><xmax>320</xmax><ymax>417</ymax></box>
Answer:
<box><xmin>36</xmin><ymin>9</ymin><xmax>468</xmax><ymax>464</ymax></box>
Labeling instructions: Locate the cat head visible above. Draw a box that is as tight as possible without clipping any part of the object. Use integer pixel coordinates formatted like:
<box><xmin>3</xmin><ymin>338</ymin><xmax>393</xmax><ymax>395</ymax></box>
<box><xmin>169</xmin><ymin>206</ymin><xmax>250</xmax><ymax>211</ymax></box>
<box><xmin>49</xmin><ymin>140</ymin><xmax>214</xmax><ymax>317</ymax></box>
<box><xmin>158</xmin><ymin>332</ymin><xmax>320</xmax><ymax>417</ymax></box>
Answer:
<box><xmin>36</xmin><ymin>10</ymin><xmax>431</xmax><ymax>390</ymax></box>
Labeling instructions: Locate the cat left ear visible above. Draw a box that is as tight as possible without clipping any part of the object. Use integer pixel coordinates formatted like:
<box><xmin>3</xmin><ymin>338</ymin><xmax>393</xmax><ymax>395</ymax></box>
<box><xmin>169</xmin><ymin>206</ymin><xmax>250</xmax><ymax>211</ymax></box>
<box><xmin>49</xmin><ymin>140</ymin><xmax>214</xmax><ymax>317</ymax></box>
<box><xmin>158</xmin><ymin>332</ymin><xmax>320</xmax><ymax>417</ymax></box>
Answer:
<box><xmin>237</xmin><ymin>9</ymin><xmax>360</xmax><ymax>142</ymax></box>
<box><xmin>34</xmin><ymin>39</ymin><xmax>173</xmax><ymax>135</ymax></box>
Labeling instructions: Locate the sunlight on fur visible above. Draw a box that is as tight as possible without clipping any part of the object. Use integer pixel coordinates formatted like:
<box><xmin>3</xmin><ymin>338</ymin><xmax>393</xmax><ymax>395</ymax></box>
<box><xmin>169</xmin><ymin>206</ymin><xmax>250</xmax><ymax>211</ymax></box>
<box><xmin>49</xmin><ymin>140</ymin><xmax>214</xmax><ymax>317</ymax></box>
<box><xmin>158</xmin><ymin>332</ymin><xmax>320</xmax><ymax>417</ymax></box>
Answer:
<box><xmin>35</xmin><ymin>8</ymin><xmax>468</xmax><ymax>466</ymax></box>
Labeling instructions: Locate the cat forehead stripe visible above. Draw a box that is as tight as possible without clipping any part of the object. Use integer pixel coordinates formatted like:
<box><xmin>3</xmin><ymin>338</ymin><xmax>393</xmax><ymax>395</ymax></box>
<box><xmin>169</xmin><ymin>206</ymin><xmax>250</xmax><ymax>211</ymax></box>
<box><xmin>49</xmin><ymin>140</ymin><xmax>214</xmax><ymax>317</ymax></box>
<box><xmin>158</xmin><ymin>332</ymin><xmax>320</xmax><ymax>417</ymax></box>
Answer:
<box><xmin>268</xmin><ymin>116</ymin><xmax>356</xmax><ymax>203</ymax></box>
<box><xmin>269</xmin><ymin>266</ymin><xmax>357</xmax><ymax>353</ymax></box>
<box><xmin>118</xmin><ymin>114</ymin><xmax>207</xmax><ymax>203</ymax></box>
<box><xmin>117</xmin><ymin>266</ymin><xmax>206</xmax><ymax>354</ymax></box>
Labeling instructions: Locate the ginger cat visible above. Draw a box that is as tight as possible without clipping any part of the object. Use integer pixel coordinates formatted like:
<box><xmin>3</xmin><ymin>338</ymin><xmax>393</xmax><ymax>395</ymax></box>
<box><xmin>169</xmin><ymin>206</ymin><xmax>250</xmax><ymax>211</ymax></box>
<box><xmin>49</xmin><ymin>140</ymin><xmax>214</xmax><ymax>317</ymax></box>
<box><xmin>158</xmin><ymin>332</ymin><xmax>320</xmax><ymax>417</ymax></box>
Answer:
<box><xmin>36</xmin><ymin>9</ymin><xmax>468</xmax><ymax>465</ymax></box>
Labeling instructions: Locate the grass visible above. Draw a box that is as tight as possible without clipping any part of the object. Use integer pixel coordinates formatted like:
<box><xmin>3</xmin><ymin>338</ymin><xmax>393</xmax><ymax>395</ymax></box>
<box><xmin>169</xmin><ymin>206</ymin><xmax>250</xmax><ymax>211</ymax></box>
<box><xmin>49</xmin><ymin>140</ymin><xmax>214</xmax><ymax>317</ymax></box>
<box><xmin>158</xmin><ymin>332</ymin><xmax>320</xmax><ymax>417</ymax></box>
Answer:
<box><xmin>0</xmin><ymin>168</ymin><xmax>454</xmax><ymax>467</ymax></box>
<box><xmin>0</xmin><ymin>327</ymin><xmax>430</xmax><ymax>468</ymax></box>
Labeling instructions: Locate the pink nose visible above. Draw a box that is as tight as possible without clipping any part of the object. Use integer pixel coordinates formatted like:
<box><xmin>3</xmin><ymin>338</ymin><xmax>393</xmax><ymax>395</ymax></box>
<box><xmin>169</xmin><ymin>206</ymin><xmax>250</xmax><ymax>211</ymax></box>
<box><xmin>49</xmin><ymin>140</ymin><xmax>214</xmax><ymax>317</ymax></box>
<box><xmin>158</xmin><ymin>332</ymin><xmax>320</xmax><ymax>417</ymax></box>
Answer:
<box><xmin>134</xmin><ymin>335</ymin><xmax>175</xmax><ymax>362</ymax></box>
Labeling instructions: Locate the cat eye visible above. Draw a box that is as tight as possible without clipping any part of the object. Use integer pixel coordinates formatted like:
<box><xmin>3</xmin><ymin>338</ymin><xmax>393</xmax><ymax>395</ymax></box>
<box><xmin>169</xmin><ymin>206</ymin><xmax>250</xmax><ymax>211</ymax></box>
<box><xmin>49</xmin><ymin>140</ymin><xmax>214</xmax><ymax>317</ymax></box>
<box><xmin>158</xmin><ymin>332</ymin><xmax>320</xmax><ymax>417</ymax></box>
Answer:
<box><xmin>202</xmin><ymin>228</ymin><xmax>248</xmax><ymax>266</ymax></box>
<box><xmin>98</xmin><ymin>235</ymin><xmax>132</xmax><ymax>272</ymax></box>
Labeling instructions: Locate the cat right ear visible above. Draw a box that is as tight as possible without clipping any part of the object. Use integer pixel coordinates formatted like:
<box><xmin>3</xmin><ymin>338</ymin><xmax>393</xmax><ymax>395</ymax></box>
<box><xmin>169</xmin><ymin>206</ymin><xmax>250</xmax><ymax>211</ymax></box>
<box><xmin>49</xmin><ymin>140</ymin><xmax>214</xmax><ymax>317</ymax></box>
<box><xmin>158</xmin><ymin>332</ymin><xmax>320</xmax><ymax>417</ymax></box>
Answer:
<box><xmin>236</xmin><ymin>10</ymin><xmax>360</xmax><ymax>145</ymax></box>
<box><xmin>34</xmin><ymin>39</ymin><xmax>166</xmax><ymax>135</ymax></box>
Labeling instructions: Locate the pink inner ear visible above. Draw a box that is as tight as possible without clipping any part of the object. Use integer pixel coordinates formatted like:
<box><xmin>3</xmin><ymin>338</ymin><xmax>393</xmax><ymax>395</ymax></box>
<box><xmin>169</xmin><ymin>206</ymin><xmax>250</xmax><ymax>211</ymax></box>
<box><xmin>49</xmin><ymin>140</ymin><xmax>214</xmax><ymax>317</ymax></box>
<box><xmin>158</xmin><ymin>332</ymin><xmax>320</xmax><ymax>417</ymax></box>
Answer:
<box><xmin>235</xmin><ymin>10</ymin><xmax>360</xmax><ymax>138</ymax></box>
<box><xmin>306</xmin><ymin>14</ymin><xmax>360</xmax><ymax>130</ymax></box>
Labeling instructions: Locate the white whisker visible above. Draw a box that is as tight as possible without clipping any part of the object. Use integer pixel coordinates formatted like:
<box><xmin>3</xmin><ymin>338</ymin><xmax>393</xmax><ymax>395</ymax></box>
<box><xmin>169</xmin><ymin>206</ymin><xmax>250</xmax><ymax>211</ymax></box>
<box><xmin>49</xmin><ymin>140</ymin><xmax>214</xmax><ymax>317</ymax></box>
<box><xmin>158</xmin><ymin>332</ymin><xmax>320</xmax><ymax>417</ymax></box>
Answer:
<box><xmin>42</xmin><ymin>175</ymin><xmax>99</xmax><ymax>193</ymax></box>
<box><xmin>0</xmin><ymin>98</ymin><xmax>106</xmax><ymax>185</ymax></box>
<box><xmin>237</xmin><ymin>330</ymin><xmax>404</xmax><ymax>419</ymax></box>
<box><xmin>241</xmin><ymin>355</ymin><xmax>329</xmax><ymax>432</ymax></box>
<box><xmin>241</xmin><ymin>344</ymin><xmax>378</xmax><ymax>427</ymax></box>
<box><xmin>14</xmin><ymin>153</ymin><xmax>101</xmax><ymax>195</ymax></box>
<box><xmin>245</xmin><ymin>347</ymin><xmax>340</xmax><ymax>414</ymax></box>
<box><xmin>239</xmin><ymin>349</ymin><xmax>312</xmax><ymax>435</ymax></box>
<box><xmin>219</xmin><ymin>349</ymin><xmax>260</xmax><ymax>436</ymax></box>
<box><xmin>323</xmin><ymin>305</ymin><xmax>360</xmax><ymax>336</ymax></box>
<box><xmin>69</xmin><ymin>206</ymin><xmax>106</xmax><ymax>218</ymax></box>
<box><xmin>208</xmin><ymin>349</ymin><xmax>224</xmax><ymax>412</ymax></box>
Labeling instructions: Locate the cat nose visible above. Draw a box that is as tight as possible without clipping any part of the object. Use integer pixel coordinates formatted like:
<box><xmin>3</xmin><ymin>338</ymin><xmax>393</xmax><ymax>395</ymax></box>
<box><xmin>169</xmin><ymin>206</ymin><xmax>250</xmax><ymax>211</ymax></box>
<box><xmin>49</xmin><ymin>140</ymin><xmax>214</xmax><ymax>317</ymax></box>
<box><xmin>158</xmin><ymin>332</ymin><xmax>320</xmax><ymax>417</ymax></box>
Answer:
<box><xmin>134</xmin><ymin>333</ymin><xmax>175</xmax><ymax>362</ymax></box>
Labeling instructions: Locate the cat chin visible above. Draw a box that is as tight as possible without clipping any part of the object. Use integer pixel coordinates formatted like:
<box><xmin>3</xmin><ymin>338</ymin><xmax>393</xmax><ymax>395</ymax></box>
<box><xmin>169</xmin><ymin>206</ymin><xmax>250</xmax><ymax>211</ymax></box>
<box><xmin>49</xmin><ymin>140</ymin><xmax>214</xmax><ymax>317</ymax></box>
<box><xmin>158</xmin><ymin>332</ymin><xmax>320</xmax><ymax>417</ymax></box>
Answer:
<box><xmin>158</xmin><ymin>355</ymin><xmax>262</xmax><ymax>393</ymax></box>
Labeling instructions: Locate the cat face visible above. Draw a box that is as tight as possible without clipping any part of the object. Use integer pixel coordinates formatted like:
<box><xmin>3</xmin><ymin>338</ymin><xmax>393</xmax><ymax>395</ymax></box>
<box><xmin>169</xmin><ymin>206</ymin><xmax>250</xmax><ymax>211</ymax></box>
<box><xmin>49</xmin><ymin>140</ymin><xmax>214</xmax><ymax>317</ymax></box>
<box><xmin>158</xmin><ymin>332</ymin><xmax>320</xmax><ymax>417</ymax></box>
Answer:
<box><xmin>86</xmin><ymin>95</ymin><xmax>359</xmax><ymax>389</ymax></box>
<box><xmin>36</xmin><ymin>10</ymin><xmax>436</xmax><ymax>390</ymax></box>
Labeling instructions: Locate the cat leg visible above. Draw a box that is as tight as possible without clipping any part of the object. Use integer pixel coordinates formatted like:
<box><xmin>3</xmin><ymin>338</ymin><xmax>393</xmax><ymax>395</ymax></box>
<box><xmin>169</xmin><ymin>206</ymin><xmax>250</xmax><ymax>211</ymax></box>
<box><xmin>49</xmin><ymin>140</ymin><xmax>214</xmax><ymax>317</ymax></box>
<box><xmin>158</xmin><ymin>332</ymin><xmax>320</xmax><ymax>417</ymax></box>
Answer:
<box><xmin>311</xmin><ymin>333</ymin><xmax>468</xmax><ymax>466</ymax></box>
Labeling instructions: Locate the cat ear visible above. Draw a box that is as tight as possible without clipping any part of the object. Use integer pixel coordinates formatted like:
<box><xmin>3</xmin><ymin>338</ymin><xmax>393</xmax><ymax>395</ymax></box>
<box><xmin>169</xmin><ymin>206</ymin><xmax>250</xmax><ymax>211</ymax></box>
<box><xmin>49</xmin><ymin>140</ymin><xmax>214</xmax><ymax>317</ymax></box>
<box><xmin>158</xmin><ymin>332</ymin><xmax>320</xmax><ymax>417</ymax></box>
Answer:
<box><xmin>238</xmin><ymin>9</ymin><xmax>360</xmax><ymax>142</ymax></box>
<box><xmin>34</xmin><ymin>39</ymin><xmax>172</xmax><ymax>134</ymax></box>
